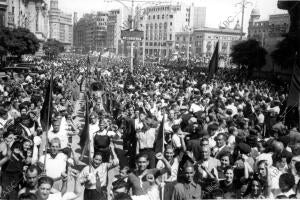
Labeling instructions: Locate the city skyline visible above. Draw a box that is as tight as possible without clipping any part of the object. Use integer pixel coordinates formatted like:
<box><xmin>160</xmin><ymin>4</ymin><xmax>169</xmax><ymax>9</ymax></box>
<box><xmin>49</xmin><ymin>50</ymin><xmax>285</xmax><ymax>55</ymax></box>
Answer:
<box><xmin>57</xmin><ymin>0</ymin><xmax>286</xmax><ymax>32</ymax></box>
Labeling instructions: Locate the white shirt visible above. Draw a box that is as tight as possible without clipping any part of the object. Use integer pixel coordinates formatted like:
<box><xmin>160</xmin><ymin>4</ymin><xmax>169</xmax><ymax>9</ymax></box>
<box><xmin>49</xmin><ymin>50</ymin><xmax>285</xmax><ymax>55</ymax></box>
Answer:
<box><xmin>46</xmin><ymin>192</ymin><xmax>77</xmax><ymax>200</ymax></box>
<box><xmin>47</xmin><ymin>192</ymin><xmax>62</xmax><ymax>200</ymax></box>
<box><xmin>268</xmin><ymin>106</ymin><xmax>280</xmax><ymax>115</ymax></box>
<box><xmin>79</xmin><ymin>160</ymin><xmax>119</xmax><ymax>189</ymax></box>
<box><xmin>136</xmin><ymin>128</ymin><xmax>157</xmax><ymax>150</ymax></box>
<box><xmin>257</xmin><ymin>113</ymin><xmax>265</xmax><ymax>124</ymax></box>
<box><xmin>156</xmin><ymin>158</ymin><xmax>179</xmax><ymax>182</ymax></box>
<box><xmin>208</xmin><ymin>136</ymin><xmax>216</xmax><ymax>148</ymax></box>
<box><xmin>226</xmin><ymin>104</ymin><xmax>238</xmax><ymax>116</ymax></box>
<box><xmin>39</xmin><ymin>153</ymin><xmax>67</xmax><ymax>179</ymax></box>
<box><xmin>190</xmin><ymin>103</ymin><xmax>204</xmax><ymax>113</ymax></box>
<box><xmin>172</xmin><ymin>134</ymin><xmax>182</xmax><ymax>149</ymax></box>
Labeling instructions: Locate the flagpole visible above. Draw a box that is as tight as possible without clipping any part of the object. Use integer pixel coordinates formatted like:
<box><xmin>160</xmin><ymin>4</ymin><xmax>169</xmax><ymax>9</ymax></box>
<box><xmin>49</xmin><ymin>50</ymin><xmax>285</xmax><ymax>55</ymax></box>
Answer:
<box><xmin>86</xmin><ymin>56</ymin><xmax>92</xmax><ymax>173</ymax></box>
<box><xmin>43</xmin><ymin>67</ymin><xmax>54</xmax><ymax>173</ymax></box>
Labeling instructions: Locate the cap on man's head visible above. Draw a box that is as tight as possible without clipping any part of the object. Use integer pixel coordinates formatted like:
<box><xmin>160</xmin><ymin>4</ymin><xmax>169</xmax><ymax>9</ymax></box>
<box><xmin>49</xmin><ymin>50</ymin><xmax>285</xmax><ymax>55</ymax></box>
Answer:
<box><xmin>237</xmin><ymin>142</ymin><xmax>251</xmax><ymax>154</ymax></box>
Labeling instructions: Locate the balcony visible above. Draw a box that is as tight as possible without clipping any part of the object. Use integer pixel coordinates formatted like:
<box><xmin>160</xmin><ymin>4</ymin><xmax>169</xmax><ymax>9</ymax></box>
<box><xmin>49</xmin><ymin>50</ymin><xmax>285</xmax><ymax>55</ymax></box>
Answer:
<box><xmin>0</xmin><ymin>0</ymin><xmax>8</xmax><ymax>9</ymax></box>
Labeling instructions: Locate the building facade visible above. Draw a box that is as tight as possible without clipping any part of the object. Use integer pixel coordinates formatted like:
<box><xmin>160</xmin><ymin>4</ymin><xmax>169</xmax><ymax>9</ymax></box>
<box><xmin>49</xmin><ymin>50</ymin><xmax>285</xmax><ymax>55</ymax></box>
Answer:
<box><xmin>73</xmin><ymin>12</ymin><xmax>108</xmax><ymax>54</ymax></box>
<box><xmin>248</xmin><ymin>8</ymin><xmax>289</xmax><ymax>51</ymax></box>
<box><xmin>192</xmin><ymin>7</ymin><xmax>206</xmax><ymax>29</ymax></box>
<box><xmin>106</xmin><ymin>8</ymin><xmax>130</xmax><ymax>56</ymax></box>
<box><xmin>137</xmin><ymin>4</ymin><xmax>206</xmax><ymax>58</ymax></box>
<box><xmin>1</xmin><ymin>0</ymin><xmax>48</xmax><ymax>41</ymax></box>
<box><xmin>49</xmin><ymin>0</ymin><xmax>73</xmax><ymax>49</ymax></box>
<box><xmin>175</xmin><ymin>26</ymin><xmax>241</xmax><ymax>57</ymax></box>
<box><xmin>0</xmin><ymin>0</ymin><xmax>8</xmax><ymax>27</ymax></box>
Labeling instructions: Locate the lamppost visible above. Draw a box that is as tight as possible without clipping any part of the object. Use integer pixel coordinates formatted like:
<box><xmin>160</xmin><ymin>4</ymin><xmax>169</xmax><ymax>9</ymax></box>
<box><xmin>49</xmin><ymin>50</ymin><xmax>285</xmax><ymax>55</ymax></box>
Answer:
<box><xmin>185</xmin><ymin>25</ymin><xmax>192</xmax><ymax>67</ymax></box>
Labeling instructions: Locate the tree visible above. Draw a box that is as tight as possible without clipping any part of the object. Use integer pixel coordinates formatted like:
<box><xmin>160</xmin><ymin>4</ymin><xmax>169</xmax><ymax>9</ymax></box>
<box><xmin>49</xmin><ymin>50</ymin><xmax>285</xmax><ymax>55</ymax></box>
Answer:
<box><xmin>43</xmin><ymin>39</ymin><xmax>65</xmax><ymax>59</ymax></box>
<box><xmin>271</xmin><ymin>35</ymin><xmax>297</xmax><ymax>69</ymax></box>
<box><xmin>0</xmin><ymin>28</ymin><xmax>9</xmax><ymax>56</ymax></box>
<box><xmin>5</xmin><ymin>28</ymin><xmax>40</xmax><ymax>59</ymax></box>
<box><xmin>230</xmin><ymin>39</ymin><xmax>267</xmax><ymax>77</ymax></box>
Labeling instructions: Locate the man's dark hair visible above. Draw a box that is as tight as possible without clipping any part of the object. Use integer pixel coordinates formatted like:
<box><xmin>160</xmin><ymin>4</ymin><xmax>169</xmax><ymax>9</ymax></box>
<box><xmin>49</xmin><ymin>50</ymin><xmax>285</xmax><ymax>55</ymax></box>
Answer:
<box><xmin>136</xmin><ymin>153</ymin><xmax>149</xmax><ymax>161</ymax></box>
<box><xmin>113</xmin><ymin>192</ymin><xmax>132</xmax><ymax>200</ymax></box>
<box><xmin>26</xmin><ymin>164</ymin><xmax>40</xmax><ymax>175</ymax></box>
<box><xmin>279</xmin><ymin>173</ymin><xmax>295</xmax><ymax>193</ymax></box>
<box><xmin>18</xmin><ymin>193</ymin><xmax>37</xmax><ymax>200</ymax></box>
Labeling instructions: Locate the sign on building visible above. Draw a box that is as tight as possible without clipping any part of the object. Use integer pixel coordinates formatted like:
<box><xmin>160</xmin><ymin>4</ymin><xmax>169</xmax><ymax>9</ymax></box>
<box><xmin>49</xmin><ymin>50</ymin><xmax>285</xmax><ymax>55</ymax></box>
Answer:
<box><xmin>121</xmin><ymin>29</ymin><xmax>144</xmax><ymax>41</ymax></box>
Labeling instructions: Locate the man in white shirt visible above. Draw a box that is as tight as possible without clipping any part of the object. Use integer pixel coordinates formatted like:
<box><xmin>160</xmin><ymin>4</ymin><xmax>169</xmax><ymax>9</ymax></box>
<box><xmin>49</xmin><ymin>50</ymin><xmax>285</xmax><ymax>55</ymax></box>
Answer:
<box><xmin>225</xmin><ymin>98</ymin><xmax>238</xmax><ymax>117</ymax></box>
<box><xmin>39</xmin><ymin>138</ymin><xmax>68</xmax><ymax>190</ymax></box>
<box><xmin>189</xmin><ymin>99</ymin><xmax>204</xmax><ymax>114</ymax></box>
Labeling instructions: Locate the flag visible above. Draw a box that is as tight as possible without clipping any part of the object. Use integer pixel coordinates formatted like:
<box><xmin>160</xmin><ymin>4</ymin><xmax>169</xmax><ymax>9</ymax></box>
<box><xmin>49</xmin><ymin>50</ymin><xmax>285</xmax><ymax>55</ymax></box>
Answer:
<box><xmin>87</xmin><ymin>55</ymin><xmax>90</xmax><ymax>65</ymax></box>
<box><xmin>40</xmin><ymin>69</ymin><xmax>54</xmax><ymax>131</ymax></box>
<box><xmin>154</xmin><ymin>115</ymin><xmax>165</xmax><ymax>154</ymax></box>
<box><xmin>208</xmin><ymin>41</ymin><xmax>219</xmax><ymax>79</ymax></box>
<box><xmin>79</xmin><ymin>96</ymin><xmax>90</xmax><ymax>149</ymax></box>
<box><xmin>287</xmin><ymin>64</ymin><xmax>300</xmax><ymax>106</ymax></box>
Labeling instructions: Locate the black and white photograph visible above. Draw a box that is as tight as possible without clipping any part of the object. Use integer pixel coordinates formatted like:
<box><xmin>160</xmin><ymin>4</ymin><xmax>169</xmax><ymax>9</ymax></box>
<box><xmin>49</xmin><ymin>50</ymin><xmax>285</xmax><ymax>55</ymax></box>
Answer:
<box><xmin>0</xmin><ymin>0</ymin><xmax>300</xmax><ymax>199</ymax></box>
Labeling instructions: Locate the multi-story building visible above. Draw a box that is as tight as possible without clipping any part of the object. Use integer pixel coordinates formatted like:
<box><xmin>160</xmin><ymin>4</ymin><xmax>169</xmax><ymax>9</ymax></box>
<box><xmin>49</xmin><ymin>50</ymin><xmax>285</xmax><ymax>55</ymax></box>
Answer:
<box><xmin>137</xmin><ymin>4</ymin><xmax>206</xmax><ymax>58</ymax></box>
<box><xmin>192</xmin><ymin>7</ymin><xmax>206</xmax><ymax>29</ymax></box>
<box><xmin>248</xmin><ymin>8</ymin><xmax>289</xmax><ymax>51</ymax></box>
<box><xmin>106</xmin><ymin>8</ymin><xmax>130</xmax><ymax>55</ymax></box>
<box><xmin>0</xmin><ymin>0</ymin><xmax>8</xmax><ymax>27</ymax></box>
<box><xmin>49</xmin><ymin>0</ymin><xmax>73</xmax><ymax>50</ymax></box>
<box><xmin>73</xmin><ymin>12</ymin><xmax>108</xmax><ymax>53</ymax></box>
<box><xmin>2</xmin><ymin>0</ymin><xmax>48</xmax><ymax>41</ymax></box>
<box><xmin>175</xmin><ymin>23</ymin><xmax>242</xmax><ymax>57</ymax></box>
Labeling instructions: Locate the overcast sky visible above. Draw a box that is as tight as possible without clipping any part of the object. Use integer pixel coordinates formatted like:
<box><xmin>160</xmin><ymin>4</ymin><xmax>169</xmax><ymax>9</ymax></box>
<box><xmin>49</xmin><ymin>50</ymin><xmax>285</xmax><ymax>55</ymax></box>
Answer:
<box><xmin>55</xmin><ymin>0</ymin><xmax>286</xmax><ymax>31</ymax></box>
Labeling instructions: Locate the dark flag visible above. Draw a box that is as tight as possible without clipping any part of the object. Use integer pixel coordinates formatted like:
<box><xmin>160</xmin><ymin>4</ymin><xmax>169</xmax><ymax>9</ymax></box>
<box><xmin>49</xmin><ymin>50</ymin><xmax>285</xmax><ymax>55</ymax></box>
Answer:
<box><xmin>80</xmin><ymin>96</ymin><xmax>90</xmax><ymax>149</ymax></box>
<box><xmin>40</xmin><ymin>69</ymin><xmax>54</xmax><ymax>131</ymax></box>
<box><xmin>208</xmin><ymin>41</ymin><xmax>219</xmax><ymax>79</ymax></box>
<box><xmin>287</xmin><ymin>64</ymin><xmax>300</xmax><ymax>107</ymax></box>
<box><xmin>87</xmin><ymin>55</ymin><xmax>90</xmax><ymax>65</ymax></box>
<box><xmin>154</xmin><ymin>115</ymin><xmax>165</xmax><ymax>154</ymax></box>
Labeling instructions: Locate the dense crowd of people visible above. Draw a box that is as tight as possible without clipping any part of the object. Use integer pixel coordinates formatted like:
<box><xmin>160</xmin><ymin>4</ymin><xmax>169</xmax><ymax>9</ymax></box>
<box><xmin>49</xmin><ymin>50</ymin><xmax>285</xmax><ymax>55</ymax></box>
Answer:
<box><xmin>0</xmin><ymin>56</ymin><xmax>299</xmax><ymax>200</ymax></box>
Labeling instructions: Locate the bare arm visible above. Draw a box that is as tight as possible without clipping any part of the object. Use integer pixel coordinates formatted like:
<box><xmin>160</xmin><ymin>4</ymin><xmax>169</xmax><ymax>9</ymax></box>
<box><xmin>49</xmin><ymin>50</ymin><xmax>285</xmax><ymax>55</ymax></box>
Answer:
<box><xmin>0</xmin><ymin>142</ymin><xmax>10</xmax><ymax>167</ymax></box>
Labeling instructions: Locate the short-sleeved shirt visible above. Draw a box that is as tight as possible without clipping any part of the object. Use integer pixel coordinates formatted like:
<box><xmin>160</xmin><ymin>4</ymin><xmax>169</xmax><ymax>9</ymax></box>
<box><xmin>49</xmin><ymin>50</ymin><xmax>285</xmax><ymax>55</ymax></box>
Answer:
<box><xmin>127</xmin><ymin>169</ymin><xmax>161</xmax><ymax>196</ymax></box>
<box><xmin>39</xmin><ymin>153</ymin><xmax>67</xmax><ymax>179</ymax></box>
<box><xmin>171</xmin><ymin>181</ymin><xmax>202</xmax><ymax>200</ymax></box>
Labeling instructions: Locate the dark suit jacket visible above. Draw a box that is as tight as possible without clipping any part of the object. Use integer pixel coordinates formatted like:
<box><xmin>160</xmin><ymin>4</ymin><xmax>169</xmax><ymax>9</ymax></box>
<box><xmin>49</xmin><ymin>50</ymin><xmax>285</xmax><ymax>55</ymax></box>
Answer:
<box><xmin>187</xmin><ymin>139</ymin><xmax>202</xmax><ymax>161</ymax></box>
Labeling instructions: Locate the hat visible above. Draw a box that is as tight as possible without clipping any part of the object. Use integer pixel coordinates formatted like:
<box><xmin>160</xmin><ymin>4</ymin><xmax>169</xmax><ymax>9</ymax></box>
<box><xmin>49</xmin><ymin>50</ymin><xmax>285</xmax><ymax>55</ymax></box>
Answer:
<box><xmin>180</xmin><ymin>106</ymin><xmax>188</xmax><ymax>110</ymax></box>
<box><xmin>237</xmin><ymin>142</ymin><xmax>251</xmax><ymax>154</ymax></box>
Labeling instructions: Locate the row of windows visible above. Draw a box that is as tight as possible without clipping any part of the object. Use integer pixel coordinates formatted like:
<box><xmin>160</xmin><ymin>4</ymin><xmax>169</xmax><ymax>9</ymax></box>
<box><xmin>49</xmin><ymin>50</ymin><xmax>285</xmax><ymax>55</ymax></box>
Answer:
<box><xmin>147</xmin><ymin>6</ymin><xmax>175</xmax><ymax>12</ymax></box>
<box><xmin>147</xmin><ymin>14</ymin><xmax>173</xmax><ymax>20</ymax></box>
<box><xmin>141</xmin><ymin>42</ymin><xmax>168</xmax><ymax>47</ymax></box>
<box><xmin>145</xmin><ymin>22</ymin><xmax>172</xmax><ymax>29</ymax></box>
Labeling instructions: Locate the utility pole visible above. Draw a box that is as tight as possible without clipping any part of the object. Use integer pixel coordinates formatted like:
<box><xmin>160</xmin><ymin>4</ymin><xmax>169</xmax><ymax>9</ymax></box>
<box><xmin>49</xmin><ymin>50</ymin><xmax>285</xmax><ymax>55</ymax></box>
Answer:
<box><xmin>238</xmin><ymin>0</ymin><xmax>252</xmax><ymax>40</ymax></box>
<box><xmin>130</xmin><ymin>0</ymin><xmax>134</xmax><ymax>73</ymax></box>
<box><xmin>142</xmin><ymin>11</ymin><xmax>147</xmax><ymax>66</ymax></box>
<box><xmin>106</xmin><ymin>0</ymin><xmax>170</xmax><ymax>71</ymax></box>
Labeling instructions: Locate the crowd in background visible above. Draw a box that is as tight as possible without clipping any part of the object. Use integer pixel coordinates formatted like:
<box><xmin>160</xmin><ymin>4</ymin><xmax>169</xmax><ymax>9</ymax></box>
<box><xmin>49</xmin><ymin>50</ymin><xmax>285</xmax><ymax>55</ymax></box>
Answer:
<box><xmin>0</xmin><ymin>56</ymin><xmax>299</xmax><ymax>200</ymax></box>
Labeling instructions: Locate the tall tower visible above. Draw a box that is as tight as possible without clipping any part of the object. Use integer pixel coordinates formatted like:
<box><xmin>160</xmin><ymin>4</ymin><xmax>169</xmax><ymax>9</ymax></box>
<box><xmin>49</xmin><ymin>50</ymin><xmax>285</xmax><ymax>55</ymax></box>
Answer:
<box><xmin>249</xmin><ymin>7</ymin><xmax>260</xmax><ymax>27</ymax></box>
<box><xmin>73</xmin><ymin>12</ymin><xmax>78</xmax><ymax>24</ymax></box>
<box><xmin>248</xmin><ymin>7</ymin><xmax>260</xmax><ymax>38</ymax></box>
<box><xmin>49</xmin><ymin>0</ymin><xmax>60</xmax><ymax>40</ymax></box>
